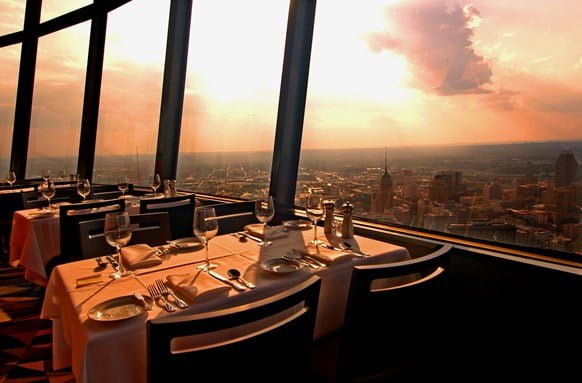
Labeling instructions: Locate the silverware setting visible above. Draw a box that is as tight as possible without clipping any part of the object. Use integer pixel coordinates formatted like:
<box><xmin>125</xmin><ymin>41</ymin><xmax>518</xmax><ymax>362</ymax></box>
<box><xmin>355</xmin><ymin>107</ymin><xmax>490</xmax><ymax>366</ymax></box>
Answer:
<box><xmin>134</xmin><ymin>292</ymin><xmax>153</xmax><ymax>311</ymax></box>
<box><xmin>105</xmin><ymin>255</ymin><xmax>120</xmax><ymax>270</ymax></box>
<box><xmin>207</xmin><ymin>270</ymin><xmax>246</xmax><ymax>291</ymax></box>
<box><xmin>283</xmin><ymin>253</ymin><xmax>320</xmax><ymax>269</ymax></box>
<box><xmin>227</xmin><ymin>268</ymin><xmax>256</xmax><ymax>289</ymax></box>
<box><xmin>147</xmin><ymin>283</ymin><xmax>176</xmax><ymax>312</ymax></box>
<box><xmin>236</xmin><ymin>231</ymin><xmax>263</xmax><ymax>243</ymax></box>
<box><xmin>155</xmin><ymin>279</ymin><xmax>188</xmax><ymax>308</ymax></box>
<box><xmin>320</xmin><ymin>243</ymin><xmax>366</xmax><ymax>258</ymax></box>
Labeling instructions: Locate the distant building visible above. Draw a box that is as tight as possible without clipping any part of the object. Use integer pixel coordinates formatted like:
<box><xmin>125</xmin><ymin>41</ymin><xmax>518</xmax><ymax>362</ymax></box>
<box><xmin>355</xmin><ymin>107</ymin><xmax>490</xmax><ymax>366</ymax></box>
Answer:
<box><xmin>371</xmin><ymin>150</ymin><xmax>393</xmax><ymax>214</ymax></box>
<box><xmin>555</xmin><ymin>150</ymin><xmax>578</xmax><ymax>187</ymax></box>
<box><xmin>483</xmin><ymin>182</ymin><xmax>503</xmax><ymax>202</ymax></box>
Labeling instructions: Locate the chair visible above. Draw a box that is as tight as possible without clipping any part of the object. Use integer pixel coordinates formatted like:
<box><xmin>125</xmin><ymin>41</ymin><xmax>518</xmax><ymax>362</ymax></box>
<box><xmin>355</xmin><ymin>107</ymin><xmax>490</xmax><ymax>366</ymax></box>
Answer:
<box><xmin>147</xmin><ymin>275</ymin><xmax>321</xmax><ymax>383</ymax></box>
<box><xmin>310</xmin><ymin>244</ymin><xmax>453</xmax><ymax>382</ymax></box>
<box><xmin>139</xmin><ymin>193</ymin><xmax>196</xmax><ymax>239</ymax></box>
<box><xmin>58</xmin><ymin>199</ymin><xmax>125</xmax><ymax>263</ymax></box>
<box><xmin>206</xmin><ymin>200</ymin><xmax>259</xmax><ymax>235</ymax></box>
<box><xmin>79</xmin><ymin>212</ymin><xmax>172</xmax><ymax>259</ymax></box>
<box><xmin>0</xmin><ymin>190</ymin><xmax>39</xmax><ymax>262</ymax></box>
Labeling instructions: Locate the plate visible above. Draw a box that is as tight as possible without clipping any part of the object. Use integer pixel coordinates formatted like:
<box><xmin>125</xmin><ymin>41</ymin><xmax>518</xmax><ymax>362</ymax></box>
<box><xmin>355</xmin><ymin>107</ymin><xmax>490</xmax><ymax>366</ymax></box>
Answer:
<box><xmin>282</xmin><ymin>219</ymin><xmax>312</xmax><ymax>229</ymax></box>
<box><xmin>168</xmin><ymin>237</ymin><xmax>203</xmax><ymax>250</ymax></box>
<box><xmin>88</xmin><ymin>294</ymin><xmax>154</xmax><ymax>322</ymax></box>
<box><xmin>260</xmin><ymin>258</ymin><xmax>304</xmax><ymax>274</ymax></box>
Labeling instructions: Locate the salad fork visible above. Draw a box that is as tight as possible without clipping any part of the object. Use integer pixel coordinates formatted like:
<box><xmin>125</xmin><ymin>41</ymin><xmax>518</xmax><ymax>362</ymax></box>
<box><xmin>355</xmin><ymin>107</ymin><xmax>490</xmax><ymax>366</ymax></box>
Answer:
<box><xmin>147</xmin><ymin>283</ymin><xmax>176</xmax><ymax>312</ymax></box>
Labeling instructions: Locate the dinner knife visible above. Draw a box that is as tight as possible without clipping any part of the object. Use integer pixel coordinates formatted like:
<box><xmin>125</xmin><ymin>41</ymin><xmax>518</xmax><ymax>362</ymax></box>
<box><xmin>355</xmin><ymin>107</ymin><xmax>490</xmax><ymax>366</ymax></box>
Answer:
<box><xmin>208</xmin><ymin>270</ymin><xmax>246</xmax><ymax>291</ymax></box>
<box><xmin>238</xmin><ymin>231</ymin><xmax>263</xmax><ymax>243</ymax></box>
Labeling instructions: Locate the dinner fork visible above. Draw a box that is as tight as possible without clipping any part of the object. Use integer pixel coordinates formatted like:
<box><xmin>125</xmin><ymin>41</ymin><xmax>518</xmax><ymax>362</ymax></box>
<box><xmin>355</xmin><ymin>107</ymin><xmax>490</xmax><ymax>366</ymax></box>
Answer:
<box><xmin>155</xmin><ymin>279</ymin><xmax>188</xmax><ymax>309</ymax></box>
<box><xmin>147</xmin><ymin>283</ymin><xmax>176</xmax><ymax>312</ymax></box>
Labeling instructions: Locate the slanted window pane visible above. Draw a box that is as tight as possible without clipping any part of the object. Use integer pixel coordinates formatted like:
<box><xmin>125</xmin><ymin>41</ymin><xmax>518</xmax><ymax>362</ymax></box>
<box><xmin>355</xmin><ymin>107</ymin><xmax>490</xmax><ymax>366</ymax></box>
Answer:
<box><xmin>300</xmin><ymin>0</ymin><xmax>582</xmax><ymax>255</ymax></box>
<box><xmin>0</xmin><ymin>1</ymin><xmax>25</xmax><ymax>36</ymax></box>
<box><xmin>94</xmin><ymin>0</ymin><xmax>170</xmax><ymax>186</ymax></box>
<box><xmin>0</xmin><ymin>44</ymin><xmax>20</xmax><ymax>175</ymax></box>
<box><xmin>27</xmin><ymin>22</ymin><xmax>90</xmax><ymax>179</ymax></box>
<box><xmin>177</xmin><ymin>0</ymin><xmax>289</xmax><ymax>199</ymax></box>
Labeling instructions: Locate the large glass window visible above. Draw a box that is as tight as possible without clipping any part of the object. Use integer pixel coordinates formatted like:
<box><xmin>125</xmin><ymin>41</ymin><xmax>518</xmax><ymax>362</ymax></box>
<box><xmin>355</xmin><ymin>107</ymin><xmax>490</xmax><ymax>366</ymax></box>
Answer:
<box><xmin>0</xmin><ymin>1</ymin><xmax>25</xmax><ymax>36</ymax></box>
<box><xmin>177</xmin><ymin>0</ymin><xmax>289</xmax><ymax>200</ymax></box>
<box><xmin>27</xmin><ymin>21</ymin><xmax>90</xmax><ymax>180</ymax></box>
<box><xmin>41</xmin><ymin>0</ymin><xmax>92</xmax><ymax>23</ymax></box>
<box><xmin>0</xmin><ymin>44</ymin><xmax>21</xmax><ymax>176</ymax></box>
<box><xmin>94</xmin><ymin>0</ymin><xmax>170</xmax><ymax>186</ymax></box>
<box><xmin>300</xmin><ymin>0</ymin><xmax>582</xmax><ymax>255</ymax></box>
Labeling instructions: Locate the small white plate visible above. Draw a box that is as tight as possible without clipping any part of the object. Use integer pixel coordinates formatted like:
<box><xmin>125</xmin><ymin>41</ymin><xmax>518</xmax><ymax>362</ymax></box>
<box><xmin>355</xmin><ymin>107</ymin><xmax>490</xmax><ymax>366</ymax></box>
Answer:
<box><xmin>282</xmin><ymin>220</ymin><xmax>312</xmax><ymax>229</ymax></box>
<box><xmin>260</xmin><ymin>258</ymin><xmax>304</xmax><ymax>274</ymax></box>
<box><xmin>88</xmin><ymin>294</ymin><xmax>153</xmax><ymax>322</ymax></box>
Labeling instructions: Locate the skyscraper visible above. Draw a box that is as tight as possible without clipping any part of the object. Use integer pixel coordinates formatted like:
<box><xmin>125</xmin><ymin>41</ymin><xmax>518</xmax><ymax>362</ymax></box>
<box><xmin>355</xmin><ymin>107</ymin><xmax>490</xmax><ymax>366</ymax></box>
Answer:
<box><xmin>554</xmin><ymin>150</ymin><xmax>578</xmax><ymax>187</ymax></box>
<box><xmin>371</xmin><ymin>149</ymin><xmax>393</xmax><ymax>214</ymax></box>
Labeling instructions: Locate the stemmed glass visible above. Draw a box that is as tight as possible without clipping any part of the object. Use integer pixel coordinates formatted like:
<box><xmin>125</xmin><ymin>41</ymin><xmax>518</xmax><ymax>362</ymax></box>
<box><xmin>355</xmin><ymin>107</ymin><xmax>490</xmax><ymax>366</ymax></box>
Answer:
<box><xmin>254</xmin><ymin>196</ymin><xmax>275</xmax><ymax>247</ymax></box>
<box><xmin>40</xmin><ymin>179</ymin><xmax>56</xmax><ymax>210</ymax></box>
<box><xmin>117</xmin><ymin>176</ymin><xmax>129</xmax><ymax>196</ymax></box>
<box><xmin>193</xmin><ymin>207</ymin><xmax>219</xmax><ymax>271</ymax></box>
<box><xmin>306</xmin><ymin>192</ymin><xmax>325</xmax><ymax>246</ymax></box>
<box><xmin>7</xmin><ymin>171</ymin><xmax>16</xmax><ymax>186</ymax></box>
<box><xmin>151</xmin><ymin>173</ymin><xmax>161</xmax><ymax>197</ymax></box>
<box><xmin>77</xmin><ymin>178</ymin><xmax>91</xmax><ymax>202</ymax></box>
<box><xmin>42</xmin><ymin>169</ymin><xmax>51</xmax><ymax>182</ymax></box>
<box><xmin>104</xmin><ymin>212</ymin><xmax>133</xmax><ymax>279</ymax></box>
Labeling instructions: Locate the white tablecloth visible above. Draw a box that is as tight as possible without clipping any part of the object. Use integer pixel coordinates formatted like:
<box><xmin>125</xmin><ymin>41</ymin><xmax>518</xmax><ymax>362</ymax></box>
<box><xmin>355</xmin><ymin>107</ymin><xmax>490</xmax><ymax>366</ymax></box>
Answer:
<box><xmin>41</xmin><ymin>228</ymin><xmax>410</xmax><ymax>383</ymax></box>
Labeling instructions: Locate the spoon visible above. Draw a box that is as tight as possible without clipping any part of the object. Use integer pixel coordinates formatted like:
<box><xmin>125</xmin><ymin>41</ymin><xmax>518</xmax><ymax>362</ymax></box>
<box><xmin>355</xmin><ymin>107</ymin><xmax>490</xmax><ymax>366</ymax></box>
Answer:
<box><xmin>134</xmin><ymin>292</ymin><xmax>153</xmax><ymax>311</ymax></box>
<box><xmin>227</xmin><ymin>269</ymin><xmax>256</xmax><ymax>289</ymax></box>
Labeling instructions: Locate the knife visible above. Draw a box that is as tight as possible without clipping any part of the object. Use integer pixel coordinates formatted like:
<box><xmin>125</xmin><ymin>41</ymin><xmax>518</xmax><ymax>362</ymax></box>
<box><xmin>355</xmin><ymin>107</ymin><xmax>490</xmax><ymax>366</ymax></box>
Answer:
<box><xmin>320</xmin><ymin>243</ymin><xmax>364</xmax><ymax>258</ymax></box>
<box><xmin>208</xmin><ymin>270</ymin><xmax>246</xmax><ymax>291</ymax></box>
<box><xmin>238</xmin><ymin>231</ymin><xmax>263</xmax><ymax>243</ymax></box>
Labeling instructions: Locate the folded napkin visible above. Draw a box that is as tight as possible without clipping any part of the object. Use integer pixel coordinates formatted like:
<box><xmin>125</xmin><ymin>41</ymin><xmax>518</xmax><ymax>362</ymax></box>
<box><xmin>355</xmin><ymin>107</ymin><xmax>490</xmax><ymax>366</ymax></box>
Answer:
<box><xmin>298</xmin><ymin>246</ymin><xmax>352</xmax><ymax>265</ymax></box>
<box><xmin>244</xmin><ymin>223</ymin><xmax>288</xmax><ymax>240</ymax></box>
<box><xmin>166</xmin><ymin>270</ymin><xmax>231</xmax><ymax>304</ymax></box>
<box><xmin>120</xmin><ymin>244</ymin><xmax>163</xmax><ymax>270</ymax></box>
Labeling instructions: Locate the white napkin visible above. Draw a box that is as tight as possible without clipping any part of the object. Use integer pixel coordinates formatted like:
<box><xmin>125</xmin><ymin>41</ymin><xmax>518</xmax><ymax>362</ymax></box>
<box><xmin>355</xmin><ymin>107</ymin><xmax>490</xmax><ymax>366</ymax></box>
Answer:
<box><xmin>166</xmin><ymin>271</ymin><xmax>231</xmax><ymax>304</ymax></box>
<box><xmin>297</xmin><ymin>246</ymin><xmax>352</xmax><ymax>265</ymax></box>
<box><xmin>244</xmin><ymin>223</ymin><xmax>288</xmax><ymax>240</ymax></box>
<box><xmin>120</xmin><ymin>244</ymin><xmax>162</xmax><ymax>270</ymax></box>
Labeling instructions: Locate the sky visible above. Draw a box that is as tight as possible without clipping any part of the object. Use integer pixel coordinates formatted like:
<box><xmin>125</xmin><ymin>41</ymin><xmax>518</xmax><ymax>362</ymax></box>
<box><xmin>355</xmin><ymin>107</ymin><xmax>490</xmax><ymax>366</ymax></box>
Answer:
<box><xmin>1</xmin><ymin>0</ymin><xmax>581</xmax><ymax>158</ymax></box>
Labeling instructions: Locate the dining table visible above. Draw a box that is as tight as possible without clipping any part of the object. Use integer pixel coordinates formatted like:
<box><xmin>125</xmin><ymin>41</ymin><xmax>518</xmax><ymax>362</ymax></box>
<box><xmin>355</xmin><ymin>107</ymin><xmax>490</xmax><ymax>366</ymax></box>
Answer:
<box><xmin>40</xmin><ymin>225</ymin><xmax>411</xmax><ymax>383</ymax></box>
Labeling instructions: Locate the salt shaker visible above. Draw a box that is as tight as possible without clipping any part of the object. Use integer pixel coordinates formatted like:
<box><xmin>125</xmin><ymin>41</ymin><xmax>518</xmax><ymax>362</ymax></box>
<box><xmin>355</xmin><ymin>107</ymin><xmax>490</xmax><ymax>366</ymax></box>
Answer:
<box><xmin>323</xmin><ymin>202</ymin><xmax>335</xmax><ymax>234</ymax></box>
<box><xmin>341</xmin><ymin>202</ymin><xmax>354</xmax><ymax>238</ymax></box>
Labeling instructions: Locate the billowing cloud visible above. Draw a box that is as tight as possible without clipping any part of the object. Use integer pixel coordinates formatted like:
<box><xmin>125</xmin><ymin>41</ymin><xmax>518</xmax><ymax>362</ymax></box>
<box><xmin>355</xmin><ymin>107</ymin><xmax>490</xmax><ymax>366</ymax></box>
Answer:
<box><xmin>368</xmin><ymin>1</ymin><xmax>493</xmax><ymax>95</ymax></box>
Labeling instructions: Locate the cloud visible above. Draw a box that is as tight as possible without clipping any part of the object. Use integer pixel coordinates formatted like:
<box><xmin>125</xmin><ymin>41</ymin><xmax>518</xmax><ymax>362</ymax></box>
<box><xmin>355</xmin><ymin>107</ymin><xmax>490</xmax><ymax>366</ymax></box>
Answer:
<box><xmin>368</xmin><ymin>1</ymin><xmax>493</xmax><ymax>96</ymax></box>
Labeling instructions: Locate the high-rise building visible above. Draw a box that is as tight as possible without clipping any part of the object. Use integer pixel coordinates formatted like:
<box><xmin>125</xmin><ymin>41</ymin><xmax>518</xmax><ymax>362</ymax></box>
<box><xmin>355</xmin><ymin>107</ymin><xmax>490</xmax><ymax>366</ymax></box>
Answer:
<box><xmin>483</xmin><ymin>182</ymin><xmax>503</xmax><ymax>202</ymax></box>
<box><xmin>371</xmin><ymin>149</ymin><xmax>393</xmax><ymax>214</ymax></box>
<box><xmin>555</xmin><ymin>150</ymin><xmax>578</xmax><ymax>187</ymax></box>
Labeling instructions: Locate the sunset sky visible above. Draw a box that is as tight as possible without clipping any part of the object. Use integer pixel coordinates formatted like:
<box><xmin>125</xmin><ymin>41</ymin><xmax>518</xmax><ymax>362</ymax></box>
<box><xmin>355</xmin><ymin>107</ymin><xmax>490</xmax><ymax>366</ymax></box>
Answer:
<box><xmin>1</xmin><ymin>0</ymin><xmax>581</xmax><ymax>159</ymax></box>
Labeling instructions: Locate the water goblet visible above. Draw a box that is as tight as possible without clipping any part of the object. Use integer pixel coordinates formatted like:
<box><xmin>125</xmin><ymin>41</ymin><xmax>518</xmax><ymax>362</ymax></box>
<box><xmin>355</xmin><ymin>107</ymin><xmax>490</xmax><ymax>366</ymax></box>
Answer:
<box><xmin>117</xmin><ymin>176</ymin><xmax>129</xmax><ymax>196</ymax></box>
<box><xmin>254</xmin><ymin>196</ymin><xmax>275</xmax><ymax>247</ymax></box>
<box><xmin>151</xmin><ymin>173</ymin><xmax>161</xmax><ymax>197</ymax></box>
<box><xmin>194</xmin><ymin>207</ymin><xmax>219</xmax><ymax>271</ymax></box>
<box><xmin>104</xmin><ymin>212</ymin><xmax>133</xmax><ymax>279</ymax></box>
<box><xmin>306</xmin><ymin>192</ymin><xmax>325</xmax><ymax>246</ymax></box>
<box><xmin>77</xmin><ymin>178</ymin><xmax>91</xmax><ymax>201</ymax></box>
<box><xmin>41</xmin><ymin>169</ymin><xmax>51</xmax><ymax>182</ymax></box>
<box><xmin>7</xmin><ymin>171</ymin><xmax>16</xmax><ymax>186</ymax></box>
<box><xmin>40</xmin><ymin>179</ymin><xmax>56</xmax><ymax>210</ymax></box>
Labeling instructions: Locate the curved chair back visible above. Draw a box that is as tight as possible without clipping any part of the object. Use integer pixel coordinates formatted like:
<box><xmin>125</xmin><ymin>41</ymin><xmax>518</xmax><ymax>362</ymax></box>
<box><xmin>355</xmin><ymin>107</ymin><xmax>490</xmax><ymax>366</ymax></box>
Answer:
<box><xmin>139</xmin><ymin>193</ymin><xmax>196</xmax><ymax>239</ymax></box>
<box><xmin>78</xmin><ymin>212</ymin><xmax>172</xmax><ymax>259</ymax></box>
<box><xmin>147</xmin><ymin>275</ymin><xmax>321</xmax><ymax>383</ymax></box>
<box><xmin>206</xmin><ymin>200</ymin><xmax>259</xmax><ymax>235</ymax></box>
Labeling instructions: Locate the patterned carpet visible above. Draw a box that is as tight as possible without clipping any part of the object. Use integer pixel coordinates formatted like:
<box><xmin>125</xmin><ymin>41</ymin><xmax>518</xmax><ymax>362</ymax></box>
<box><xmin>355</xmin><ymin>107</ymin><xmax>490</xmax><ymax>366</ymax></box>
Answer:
<box><xmin>0</xmin><ymin>263</ymin><xmax>75</xmax><ymax>382</ymax></box>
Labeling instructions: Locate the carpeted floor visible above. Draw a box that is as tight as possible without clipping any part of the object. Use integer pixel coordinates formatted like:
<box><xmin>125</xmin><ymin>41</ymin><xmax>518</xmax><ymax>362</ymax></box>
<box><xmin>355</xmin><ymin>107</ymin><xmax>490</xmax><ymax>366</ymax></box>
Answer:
<box><xmin>0</xmin><ymin>263</ymin><xmax>75</xmax><ymax>382</ymax></box>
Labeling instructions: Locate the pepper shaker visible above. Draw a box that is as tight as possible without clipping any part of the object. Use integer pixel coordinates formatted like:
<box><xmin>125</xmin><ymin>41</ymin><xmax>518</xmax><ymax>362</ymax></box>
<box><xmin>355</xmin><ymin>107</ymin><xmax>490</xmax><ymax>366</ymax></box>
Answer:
<box><xmin>341</xmin><ymin>202</ymin><xmax>354</xmax><ymax>238</ymax></box>
<box><xmin>323</xmin><ymin>202</ymin><xmax>335</xmax><ymax>234</ymax></box>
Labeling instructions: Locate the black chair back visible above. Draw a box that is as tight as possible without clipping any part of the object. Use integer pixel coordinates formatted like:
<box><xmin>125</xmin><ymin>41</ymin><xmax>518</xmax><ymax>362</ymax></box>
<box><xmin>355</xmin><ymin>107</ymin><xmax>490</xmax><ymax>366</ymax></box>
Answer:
<box><xmin>139</xmin><ymin>193</ymin><xmax>196</xmax><ymax>239</ymax></box>
<box><xmin>147</xmin><ymin>275</ymin><xmax>321</xmax><ymax>383</ymax></box>
<box><xmin>206</xmin><ymin>200</ymin><xmax>259</xmax><ymax>235</ymax></box>
<box><xmin>78</xmin><ymin>212</ymin><xmax>172</xmax><ymax>259</ymax></box>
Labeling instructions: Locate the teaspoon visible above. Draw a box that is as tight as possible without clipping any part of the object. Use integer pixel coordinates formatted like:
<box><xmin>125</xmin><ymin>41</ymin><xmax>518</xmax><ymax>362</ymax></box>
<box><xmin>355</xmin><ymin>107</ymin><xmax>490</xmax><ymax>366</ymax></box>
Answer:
<box><xmin>227</xmin><ymin>269</ymin><xmax>256</xmax><ymax>289</ymax></box>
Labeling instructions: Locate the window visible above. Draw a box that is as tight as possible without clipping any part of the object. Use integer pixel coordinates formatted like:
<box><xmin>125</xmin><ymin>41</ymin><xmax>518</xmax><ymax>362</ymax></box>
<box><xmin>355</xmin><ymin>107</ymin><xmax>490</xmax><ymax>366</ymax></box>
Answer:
<box><xmin>0</xmin><ymin>1</ymin><xmax>25</xmax><ymax>36</ymax></box>
<box><xmin>41</xmin><ymin>0</ymin><xmax>92</xmax><ymax>23</ymax></box>
<box><xmin>177</xmin><ymin>0</ymin><xmax>289</xmax><ymax>200</ymax></box>
<box><xmin>93</xmin><ymin>0</ymin><xmax>170</xmax><ymax>186</ymax></box>
<box><xmin>300</xmin><ymin>0</ymin><xmax>581</xmax><ymax>255</ymax></box>
<box><xmin>27</xmin><ymin>21</ymin><xmax>90</xmax><ymax>180</ymax></box>
<box><xmin>0</xmin><ymin>44</ymin><xmax>20</xmax><ymax>175</ymax></box>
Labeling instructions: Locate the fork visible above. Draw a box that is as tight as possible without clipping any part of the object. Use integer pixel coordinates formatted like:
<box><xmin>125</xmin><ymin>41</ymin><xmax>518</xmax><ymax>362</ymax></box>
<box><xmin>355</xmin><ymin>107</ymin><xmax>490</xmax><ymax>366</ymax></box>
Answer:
<box><xmin>147</xmin><ymin>283</ymin><xmax>176</xmax><ymax>312</ymax></box>
<box><xmin>155</xmin><ymin>279</ymin><xmax>188</xmax><ymax>309</ymax></box>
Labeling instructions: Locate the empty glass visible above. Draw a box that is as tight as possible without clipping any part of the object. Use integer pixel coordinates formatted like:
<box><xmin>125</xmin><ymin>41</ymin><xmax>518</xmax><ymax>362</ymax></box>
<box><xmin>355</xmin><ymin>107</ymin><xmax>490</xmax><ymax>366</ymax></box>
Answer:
<box><xmin>254</xmin><ymin>195</ymin><xmax>275</xmax><ymax>247</ymax></box>
<box><xmin>41</xmin><ymin>169</ymin><xmax>51</xmax><ymax>181</ymax></box>
<box><xmin>306</xmin><ymin>192</ymin><xmax>324</xmax><ymax>246</ymax></box>
<box><xmin>77</xmin><ymin>178</ymin><xmax>91</xmax><ymax>201</ymax></box>
<box><xmin>194</xmin><ymin>207</ymin><xmax>219</xmax><ymax>271</ymax></box>
<box><xmin>40</xmin><ymin>179</ymin><xmax>56</xmax><ymax>210</ymax></box>
<box><xmin>151</xmin><ymin>173</ymin><xmax>161</xmax><ymax>197</ymax></box>
<box><xmin>7</xmin><ymin>171</ymin><xmax>16</xmax><ymax>186</ymax></box>
<box><xmin>117</xmin><ymin>176</ymin><xmax>129</xmax><ymax>196</ymax></box>
<box><xmin>104</xmin><ymin>212</ymin><xmax>133</xmax><ymax>279</ymax></box>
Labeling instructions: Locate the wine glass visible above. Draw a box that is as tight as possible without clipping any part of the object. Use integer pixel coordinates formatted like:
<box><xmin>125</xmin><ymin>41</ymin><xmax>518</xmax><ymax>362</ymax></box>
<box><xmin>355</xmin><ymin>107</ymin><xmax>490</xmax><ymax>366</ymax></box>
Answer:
<box><xmin>40</xmin><ymin>179</ymin><xmax>56</xmax><ymax>211</ymax></box>
<box><xmin>306</xmin><ymin>192</ymin><xmax>325</xmax><ymax>246</ymax></box>
<box><xmin>193</xmin><ymin>207</ymin><xmax>219</xmax><ymax>271</ymax></box>
<box><xmin>77</xmin><ymin>178</ymin><xmax>91</xmax><ymax>201</ymax></box>
<box><xmin>151</xmin><ymin>173</ymin><xmax>161</xmax><ymax>197</ymax></box>
<box><xmin>7</xmin><ymin>171</ymin><xmax>16</xmax><ymax>186</ymax></box>
<box><xmin>42</xmin><ymin>169</ymin><xmax>51</xmax><ymax>181</ymax></box>
<box><xmin>104</xmin><ymin>212</ymin><xmax>133</xmax><ymax>279</ymax></box>
<box><xmin>254</xmin><ymin>196</ymin><xmax>275</xmax><ymax>247</ymax></box>
<box><xmin>117</xmin><ymin>176</ymin><xmax>129</xmax><ymax>196</ymax></box>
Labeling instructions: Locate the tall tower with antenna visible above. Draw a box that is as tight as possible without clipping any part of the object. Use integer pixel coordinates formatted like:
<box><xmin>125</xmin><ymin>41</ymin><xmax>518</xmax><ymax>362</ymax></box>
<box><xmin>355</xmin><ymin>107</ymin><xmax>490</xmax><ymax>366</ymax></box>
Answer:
<box><xmin>378</xmin><ymin>148</ymin><xmax>393</xmax><ymax>213</ymax></box>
